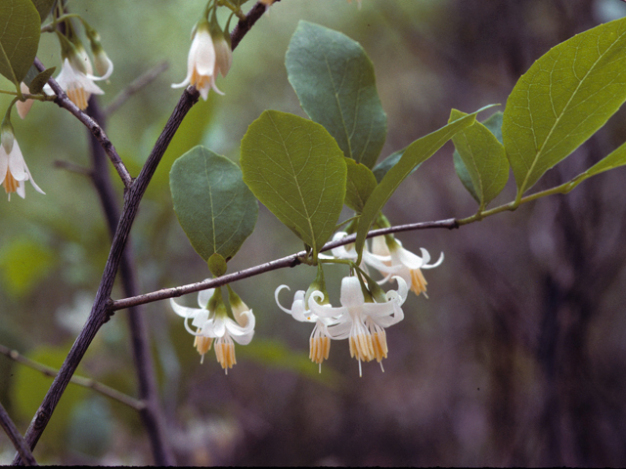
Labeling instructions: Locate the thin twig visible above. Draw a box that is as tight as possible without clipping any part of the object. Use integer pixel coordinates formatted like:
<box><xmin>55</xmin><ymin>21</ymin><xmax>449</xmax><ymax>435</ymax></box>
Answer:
<box><xmin>0</xmin><ymin>401</ymin><xmax>37</xmax><ymax>466</ymax></box>
<box><xmin>33</xmin><ymin>58</ymin><xmax>133</xmax><ymax>188</ymax></box>
<box><xmin>111</xmin><ymin>218</ymin><xmax>458</xmax><ymax>311</ymax></box>
<box><xmin>53</xmin><ymin>160</ymin><xmax>92</xmax><ymax>176</ymax></box>
<box><xmin>0</xmin><ymin>344</ymin><xmax>145</xmax><ymax>412</ymax></box>
<box><xmin>104</xmin><ymin>61</ymin><xmax>169</xmax><ymax>117</ymax></box>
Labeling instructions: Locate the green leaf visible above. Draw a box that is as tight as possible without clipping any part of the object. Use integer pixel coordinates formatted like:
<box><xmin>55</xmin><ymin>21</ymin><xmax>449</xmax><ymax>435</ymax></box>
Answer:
<box><xmin>240</xmin><ymin>110</ymin><xmax>347</xmax><ymax>256</ymax></box>
<box><xmin>170</xmin><ymin>146</ymin><xmax>258</xmax><ymax>262</ymax></box>
<box><xmin>568</xmin><ymin>140</ymin><xmax>626</xmax><ymax>189</ymax></box>
<box><xmin>453</xmin><ymin>150</ymin><xmax>479</xmax><ymax>203</ymax></box>
<box><xmin>344</xmin><ymin>158</ymin><xmax>377</xmax><ymax>213</ymax></box>
<box><xmin>502</xmin><ymin>17</ymin><xmax>626</xmax><ymax>196</ymax></box>
<box><xmin>482</xmin><ymin>111</ymin><xmax>504</xmax><ymax>144</ymax></box>
<box><xmin>372</xmin><ymin>148</ymin><xmax>416</xmax><ymax>183</ymax></box>
<box><xmin>355</xmin><ymin>106</ymin><xmax>494</xmax><ymax>256</ymax></box>
<box><xmin>0</xmin><ymin>0</ymin><xmax>41</xmax><ymax>85</ymax></box>
<box><xmin>27</xmin><ymin>66</ymin><xmax>55</xmax><ymax>94</ymax></box>
<box><xmin>30</xmin><ymin>0</ymin><xmax>55</xmax><ymax>22</ymax></box>
<box><xmin>450</xmin><ymin>109</ymin><xmax>509</xmax><ymax>208</ymax></box>
<box><xmin>286</xmin><ymin>21</ymin><xmax>387</xmax><ymax>168</ymax></box>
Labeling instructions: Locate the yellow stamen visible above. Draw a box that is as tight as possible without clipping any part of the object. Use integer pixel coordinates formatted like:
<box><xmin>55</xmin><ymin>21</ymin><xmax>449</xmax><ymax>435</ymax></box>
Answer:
<box><xmin>371</xmin><ymin>330</ymin><xmax>388</xmax><ymax>363</ymax></box>
<box><xmin>3</xmin><ymin>170</ymin><xmax>18</xmax><ymax>195</ymax></box>
<box><xmin>191</xmin><ymin>69</ymin><xmax>211</xmax><ymax>90</ymax></box>
<box><xmin>349</xmin><ymin>333</ymin><xmax>374</xmax><ymax>362</ymax></box>
<box><xmin>214</xmin><ymin>338</ymin><xmax>236</xmax><ymax>374</ymax></box>
<box><xmin>67</xmin><ymin>86</ymin><xmax>88</xmax><ymax>110</ymax></box>
<box><xmin>194</xmin><ymin>335</ymin><xmax>213</xmax><ymax>357</ymax></box>
<box><xmin>410</xmin><ymin>268</ymin><xmax>428</xmax><ymax>297</ymax></box>
<box><xmin>309</xmin><ymin>336</ymin><xmax>330</xmax><ymax>366</ymax></box>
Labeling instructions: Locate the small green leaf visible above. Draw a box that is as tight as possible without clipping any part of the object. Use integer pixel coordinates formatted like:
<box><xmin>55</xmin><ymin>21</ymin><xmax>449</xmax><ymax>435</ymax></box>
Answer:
<box><xmin>0</xmin><ymin>0</ymin><xmax>41</xmax><ymax>85</ymax></box>
<box><xmin>30</xmin><ymin>0</ymin><xmax>55</xmax><ymax>22</ymax></box>
<box><xmin>240</xmin><ymin>110</ymin><xmax>347</xmax><ymax>256</ymax></box>
<box><xmin>449</xmin><ymin>109</ymin><xmax>509</xmax><ymax>208</ymax></box>
<box><xmin>344</xmin><ymin>158</ymin><xmax>377</xmax><ymax>213</ymax></box>
<box><xmin>502</xmin><ymin>17</ymin><xmax>626</xmax><ymax>196</ymax></box>
<box><xmin>27</xmin><ymin>66</ymin><xmax>55</xmax><ymax>94</ymax></box>
<box><xmin>170</xmin><ymin>146</ymin><xmax>258</xmax><ymax>262</ymax></box>
<box><xmin>286</xmin><ymin>21</ymin><xmax>387</xmax><ymax>168</ymax></box>
<box><xmin>355</xmin><ymin>106</ymin><xmax>494</xmax><ymax>256</ymax></box>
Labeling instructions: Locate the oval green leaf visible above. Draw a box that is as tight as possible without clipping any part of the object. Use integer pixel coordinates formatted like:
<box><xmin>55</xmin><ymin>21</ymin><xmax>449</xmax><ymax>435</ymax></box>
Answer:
<box><xmin>240</xmin><ymin>110</ymin><xmax>347</xmax><ymax>256</ymax></box>
<box><xmin>450</xmin><ymin>109</ymin><xmax>509</xmax><ymax>208</ymax></box>
<box><xmin>170</xmin><ymin>146</ymin><xmax>258</xmax><ymax>262</ymax></box>
<box><xmin>502</xmin><ymin>16</ymin><xmax>626</xmax><ymax>196</ymax></box>
<box><xmin>0</xmin><ymin>0</ymin><xmax>41</xmax><ymax>85</ymax></box>
<box><xmin>286</xmin><ymin>21</ymin><xmax>387</xmax><ymax>169</ymax></box>
<box><xmin>344</xmin><ymin>158</ymin><xmax>377</xmax><ymax>213</ymax></box>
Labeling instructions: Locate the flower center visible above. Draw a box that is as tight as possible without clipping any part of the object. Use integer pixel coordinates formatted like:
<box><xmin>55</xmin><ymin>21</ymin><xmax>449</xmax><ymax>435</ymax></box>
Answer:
<box><xmin>3</xmin><ymin>170</ymin><xmax>19</xmax><ymax>195</ymax></box>
<box><xmin>193</xmin><ymin>335</ymin><xmax>213</xmax><ymax>364</ymax></box>
<box><xmin>410</xmin><ymin>268</ymin><xmax>428</xmax><ymax>297</ymax></box>
<box><xmin>214</xmin><ymin>334</ymin><xmax>236</xmax><ymax>373</ymax></box>
<box><xmin>67</xmin><ymin>85</ymin><xmax>89</xmax><ymax>110</ymax></box>
<box><xmin>309</xmin><ymin>322</ymin><xmax>330</xmax><ymax>370</ymax></box>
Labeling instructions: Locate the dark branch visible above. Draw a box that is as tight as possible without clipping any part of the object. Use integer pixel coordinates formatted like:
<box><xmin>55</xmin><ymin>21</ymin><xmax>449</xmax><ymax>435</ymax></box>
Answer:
<box><xmin>0</xmin><ymin>401</ymin><xmax>37</xmax><ymax>466</ymax></box>
<box><xmin>111</xmin><ymin>218</ymin><xmax>458</xmax><ymax>311</ymax></box>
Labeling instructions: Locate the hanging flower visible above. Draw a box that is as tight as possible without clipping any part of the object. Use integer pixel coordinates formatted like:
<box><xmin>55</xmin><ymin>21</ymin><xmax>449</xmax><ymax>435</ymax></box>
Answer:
<box><xmin>172</xmin><ymin>19</ymin><xmax>224</xmax><ymax>101</ymax></box>
<box><xmin>275</xmin><ymin>285</ymin><xmax>338</xmax><ymax>371</ymax></box>
<box><xmin>0</xmin><ymin>128</ymin><xmax>44</xmax><ymax>200</ymax></box>
<box><xmin>170</xmin><ymin>286</ymin><xmax>255</xmax><ymax>373</ymax></box>
<box><xmin>308</xmin><ymin>275</ymin><xmax>408</xmax><ymax>376</ymax></box>
<box><xmin>52</xmin><ymin>58</ymin><xmax>105</xmax><ymax>110</ymax></box>
<box><xmin>365</xmin><ymin>237</ymin><xmax>443</xmax><ymax>298</ymax></box>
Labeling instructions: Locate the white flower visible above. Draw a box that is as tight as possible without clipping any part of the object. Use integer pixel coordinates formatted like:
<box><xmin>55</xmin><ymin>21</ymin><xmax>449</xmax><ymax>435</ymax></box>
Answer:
<box><xmin>172</xmin><ymin>22</ymin><xmax>223</xmax><ymax>101</ymax></box>
<box><xmin>170</xmin><ymin>287</ymin><xmax>255</xmax><ymax>373</ymax></box>
<box><xmin>365</xmin><ymin>239</ymin><xmax>443</xmax><ymax>298</ymax></box>
<box><xmin>308</xmin><ymin>275</ymin><xmax>408</xmax><ymax>376</ymax></box>
<box><xmin>275</xmin><ymin>285</ymin><xmax>338</xmax><ymax>371</ymax></box>
<box><xmin>52</xmin><ymin>58</ymin><xmax>105</xmax><ymax>110</ymax></box>
<box><xmin>0</xmin><ymin>137</ymin><xmax>44</xmax><ymax>200</ymax></box>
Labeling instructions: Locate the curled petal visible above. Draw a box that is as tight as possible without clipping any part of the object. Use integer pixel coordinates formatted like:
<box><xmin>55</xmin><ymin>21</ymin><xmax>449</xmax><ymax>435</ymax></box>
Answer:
<box><xmin>421</xmin><ymin>249</ymin><xmax>444</xmax><ymax>269</ymax></box>
<box><xmin>170</xmin><ymin>298</ymin><xmax>201</xmax><ymax>319</ymax></box>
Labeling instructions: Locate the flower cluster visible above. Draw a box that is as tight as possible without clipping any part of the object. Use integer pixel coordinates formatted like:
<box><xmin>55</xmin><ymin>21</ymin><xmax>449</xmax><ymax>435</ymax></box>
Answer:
<box><xmin>277</xmin><ymin>274</ymin><xmax>408</xmax><ymax>376</ymax></box>
<box><xmin>170</xmin><ymin>285</ymin><xmax>255</xmax><ymax>373</ymax></box>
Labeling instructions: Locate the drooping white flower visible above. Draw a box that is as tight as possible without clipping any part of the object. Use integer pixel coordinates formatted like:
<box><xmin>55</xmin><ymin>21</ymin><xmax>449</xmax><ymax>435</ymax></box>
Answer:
<box><xmin>365</xmin><ymin>239</ymin><xmax>443</xmax><ymax>298</ymax></box>
<box><xmin>170</xmin><ymin>286</ymin><xmax>255</xmax><ymax>372</ymax></box>
<box><xmin>172</xmin><ymin>20</ymin><xmax>224</xmax><ymax>101</ymax></box>
<box><xmin>275</xmin><ymin>285</ymin><xmax>338</xmax><ymax>371</ymax></box>
<box><xmin>0</xmin><ymin>134</ymin><xmax>44</xmax><ymax>200</ymax></box>
<box><xmin>308</xmin><ymin>275</ymin><xmax>408</xmax><ymax>376</ymax></box>
<box><xmin>52</xmin><ymin>58</ymin><xmax>105</xmax><ymax>110</ymax></box>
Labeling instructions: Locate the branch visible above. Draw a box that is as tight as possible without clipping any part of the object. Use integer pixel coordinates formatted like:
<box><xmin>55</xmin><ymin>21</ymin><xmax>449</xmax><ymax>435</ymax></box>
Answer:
<box><xmin>0</xmin><ymin>401</ymin><xmax>37</xmax><ymax>466</ymax></box>
<box><xmin>86</xmin><ymin>98</ymin><xmax>175</xmax><ymax>465</ymax></box>
<box><xmin>33</xmin><ymin>58</ymin><xmax>133</xmax><ymax>188</ymax></box>
<box><xmin>0</xmin><ymin>344</ymin><xmax>145</xmax><ymax>412</ymax></box>
<box><xmin>111</xmin><ymin>218</ymin><xmax>458</xmax><ymax>311</ymax></box>
<box><xmin>13</xmin><ymin>4</ymin><xmax>270</xmax><ymax>464</ymax></box>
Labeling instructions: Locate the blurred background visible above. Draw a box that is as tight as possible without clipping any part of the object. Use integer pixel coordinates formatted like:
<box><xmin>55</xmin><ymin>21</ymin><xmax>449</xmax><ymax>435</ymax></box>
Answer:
<box><xmin>2</xmin><ymin>0</ymin><xmax>626</xmax><ymax>465</ymax></box>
